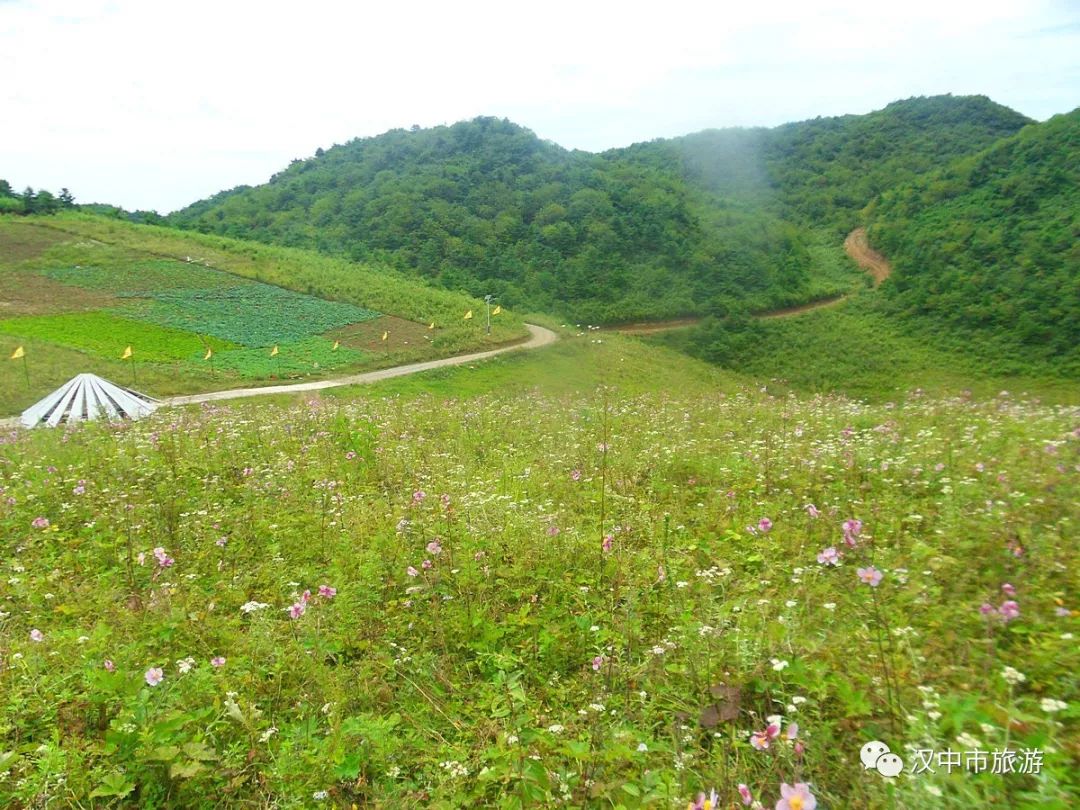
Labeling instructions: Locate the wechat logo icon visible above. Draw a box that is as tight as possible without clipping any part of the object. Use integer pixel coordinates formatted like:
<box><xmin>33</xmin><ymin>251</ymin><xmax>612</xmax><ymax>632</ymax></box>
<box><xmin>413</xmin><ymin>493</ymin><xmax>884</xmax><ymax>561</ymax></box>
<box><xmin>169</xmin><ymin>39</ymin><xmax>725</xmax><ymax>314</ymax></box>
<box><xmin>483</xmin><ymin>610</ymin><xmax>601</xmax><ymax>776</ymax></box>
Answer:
<box><xmin>861</xmin><ymin>740</ymin><xmax>904</xmax><ymax>778</ymax></box>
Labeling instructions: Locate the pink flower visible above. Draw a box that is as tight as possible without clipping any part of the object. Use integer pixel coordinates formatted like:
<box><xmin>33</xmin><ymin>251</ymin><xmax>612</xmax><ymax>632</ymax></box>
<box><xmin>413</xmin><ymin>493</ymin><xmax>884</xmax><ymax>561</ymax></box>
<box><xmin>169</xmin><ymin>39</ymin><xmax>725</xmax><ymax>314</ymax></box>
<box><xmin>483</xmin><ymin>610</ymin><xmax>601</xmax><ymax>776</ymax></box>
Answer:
<box><xmin>407</xmin><ymin>566</ymin><xmax>419</xmax><ymax>577</ymax></box>
<box><xmin>1001</xmin><ymin>583</ymin><xmax>1016</xmax><ymax>597</ymax></box>
<box><xmin>602</xmin><ymin>534</ymin><xmax>613</xmax><ymax>552</ymax></box>
<box><xmin>842</xmin><ymin>519</ymin><xmax>862</xmax><ymax>546</ymax></box>
<box><xmin>657</xmin><ymin>565</ymin><xmax>666</xmax><ymax>583</ymax></box>
<box><xmin>546</xmin><ymin>525</ymin><xmax>560</xmax><ymax>537</ymax></box>
<box><xmin>152</xmin><ymin>547</ymin><xmax>174</xmax><ymax>568</ymax></box>
<box><xmin>1056</xmin><ymin>606</ymin><xmax>1072</xmax><ymax>617</ymax></box>
<box><xmin>816</xmin><ymin>547</ymin><xmax>840</xmax><ymax>566</ymax></box>
<box><xmin>211</xmin><ymin>656</ymin><xmax>226</xmax><ymax>668</ymax></box>
<box><xmin>288</xmin><ymin>601</ymin><xmax>306</xmax><ymax>619</ymax></box>
<box><xmin>805</xmin><ymin>504</ymin><xmax>820</xmax><ymax>519</ymax></box>
<box><xmin>750</xmin><ymin>723</ymin><xmax>781</xmax><ymax>750</ymax></box>
<box><xmin>758</xmin><ymin>517</ymin><xmax>773</xmax><ymax>533</ymax></box>
<box><xmin>301</xmin><ymin>589</ymin><xmax>312</xmax><ymax>603</ymax></box>
<box><xmin>979</xmin><ymin>602</ymin><xmax>995</xmax><ymax>615</ymax></box>
<box><xmin>421</xmin><ymin>559</ymin><xmax>432</xmax><ymax>570</ymax></box>
<box><xmin>591</xmin><ymin>655</ymin><xmax>605</xmax><ymax>671</ymax></box>
<box><xmin>689</xmin><ymin>790</ymin><xmax>718</xmax><ymax>810</ymax></box>
<box><xmin>145</xmin><ymin>667</ymin><xmax>164</xmax><ymax>686</ymax></box>
<box><xmin>776</xmin><ymin>782</ymin><xmax>816</xmax><ymax>810</ymax></box>
<box><xmin>857</xmin><ymin>566</ymin><xmax>883</xmax><ymax>587</ymax></box>
<box><xmin>785</xmin><ymin>722</ymin><xmax>799</xmax><ymax>741</ymax></box>
<box><xmin>104</xmin><ymin>659</ymin><xmax>115</xmax><ymax>672</ymax></box>
<box><xmin>999</xmin><ymin>600</ymin><xmax>1020</xmax><ymax>621</ymax></box>
<box><xmin>412</xmin><ymin>489</ymin><xmax>426</xmax><ymax>504</ymax></box>
<box><xmin>570</xmin><ymin>469</ymin><xmax>582</xmax><ymax>481</ymax></box>
<box><xmin>29</xmin><ymin>628</ymin><xmax>43</xmax><ymax>642</ymax></box>
<box><xmin>345</xmin><ymin>451</ymin><xmax>357</xmax><ymax>460</ymax></box>
<box><xmin>426</xmin><ymin>539</ymin><xmax>442</xmax><ymax>555</ymax></box>
<box><xmin>738</xmin><ymin>784</ymin><xmax>753</xmax><ymax>806</ymax></box>
<box><xmin>31</xmin><ymin>516</ymin><xmax>50</xmax><ymax>529</ymax></box>
<box><xmin>318</xmin><ymin>584</ymin><xmax>336</xmax><ymax>599</ymax></box>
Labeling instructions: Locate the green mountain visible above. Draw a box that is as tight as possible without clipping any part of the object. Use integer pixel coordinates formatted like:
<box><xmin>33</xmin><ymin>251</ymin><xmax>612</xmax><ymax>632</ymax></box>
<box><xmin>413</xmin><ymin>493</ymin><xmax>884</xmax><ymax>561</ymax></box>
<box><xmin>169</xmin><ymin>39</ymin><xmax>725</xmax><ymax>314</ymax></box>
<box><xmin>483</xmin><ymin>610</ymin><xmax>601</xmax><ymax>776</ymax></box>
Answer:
<box><xmin>169</xmin><ymin>96</ymin><xmax>1028</xmax><ymax>324</ymax></box>
<box><xmin>632</xmin><ymin>94</ymin><xmax>1031</xmax><ymax>231</ymax></box>
<box><xmin>868</xmin><ymin>109</ymin><xmax>1080</xmax><ymax>372</ymax></box>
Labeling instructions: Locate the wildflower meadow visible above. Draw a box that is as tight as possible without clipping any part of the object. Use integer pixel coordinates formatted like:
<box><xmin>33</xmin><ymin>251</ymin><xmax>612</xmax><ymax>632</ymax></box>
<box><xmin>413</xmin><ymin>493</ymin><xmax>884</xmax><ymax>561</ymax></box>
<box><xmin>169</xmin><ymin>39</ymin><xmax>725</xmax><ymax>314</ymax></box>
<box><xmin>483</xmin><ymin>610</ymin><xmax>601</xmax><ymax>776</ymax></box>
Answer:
<box><xmin>0</xmin><ymin>361</ymin><xmax>1077</xmax><ymax>807</ymax></box>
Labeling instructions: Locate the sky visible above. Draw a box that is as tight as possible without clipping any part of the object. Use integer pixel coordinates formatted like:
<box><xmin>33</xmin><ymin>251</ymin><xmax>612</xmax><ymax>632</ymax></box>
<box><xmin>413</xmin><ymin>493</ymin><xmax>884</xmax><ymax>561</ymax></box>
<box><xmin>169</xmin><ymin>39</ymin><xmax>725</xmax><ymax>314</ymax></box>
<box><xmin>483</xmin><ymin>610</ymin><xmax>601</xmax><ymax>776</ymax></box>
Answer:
<box><xmin>2</xmin><ymin>0</ymin><xmax>1078</xmax><ymax>213</ymax></box>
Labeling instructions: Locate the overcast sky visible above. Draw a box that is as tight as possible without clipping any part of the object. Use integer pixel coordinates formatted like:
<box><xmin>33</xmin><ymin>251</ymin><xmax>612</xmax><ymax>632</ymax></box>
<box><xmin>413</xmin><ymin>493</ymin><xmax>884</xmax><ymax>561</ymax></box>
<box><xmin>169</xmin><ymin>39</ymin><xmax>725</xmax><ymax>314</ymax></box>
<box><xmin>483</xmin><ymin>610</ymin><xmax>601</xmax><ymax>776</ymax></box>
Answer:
<box><xmin>2</xmin><ymin>0</ymin><xmax>1077</xmax><ymax>213</ymax></box>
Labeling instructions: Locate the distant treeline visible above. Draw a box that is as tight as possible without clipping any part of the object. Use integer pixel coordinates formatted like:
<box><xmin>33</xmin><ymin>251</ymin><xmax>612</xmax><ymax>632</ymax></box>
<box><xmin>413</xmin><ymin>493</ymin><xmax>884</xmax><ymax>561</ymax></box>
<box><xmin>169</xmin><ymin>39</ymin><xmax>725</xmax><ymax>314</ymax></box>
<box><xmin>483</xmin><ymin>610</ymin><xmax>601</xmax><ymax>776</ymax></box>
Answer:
<box><xmin>0</xmin><ymin>180</ymin><xmax>76</xmax><ymax>215</ymax></box>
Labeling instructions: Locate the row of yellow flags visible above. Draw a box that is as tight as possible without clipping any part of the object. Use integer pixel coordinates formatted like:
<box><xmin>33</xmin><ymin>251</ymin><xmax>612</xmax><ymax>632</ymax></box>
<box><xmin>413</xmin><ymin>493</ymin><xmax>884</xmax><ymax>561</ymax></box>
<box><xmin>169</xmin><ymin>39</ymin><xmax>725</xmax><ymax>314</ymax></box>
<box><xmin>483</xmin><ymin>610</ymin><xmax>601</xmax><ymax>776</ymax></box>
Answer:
<box><xmin>9</xmin><ymin>307</ymin><xmax>502</xmax><ymax>363</ymax></box>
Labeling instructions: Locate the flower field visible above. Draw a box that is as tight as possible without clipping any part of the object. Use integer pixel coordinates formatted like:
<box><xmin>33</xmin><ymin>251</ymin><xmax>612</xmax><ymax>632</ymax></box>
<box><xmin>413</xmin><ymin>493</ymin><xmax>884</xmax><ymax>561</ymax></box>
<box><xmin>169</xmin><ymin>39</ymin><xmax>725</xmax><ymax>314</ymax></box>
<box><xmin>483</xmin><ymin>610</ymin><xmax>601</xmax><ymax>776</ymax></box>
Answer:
<box><xmin>0</xmin><ymin>356</ymin><xmax>1076</xmax><ymax>807</ymax></box>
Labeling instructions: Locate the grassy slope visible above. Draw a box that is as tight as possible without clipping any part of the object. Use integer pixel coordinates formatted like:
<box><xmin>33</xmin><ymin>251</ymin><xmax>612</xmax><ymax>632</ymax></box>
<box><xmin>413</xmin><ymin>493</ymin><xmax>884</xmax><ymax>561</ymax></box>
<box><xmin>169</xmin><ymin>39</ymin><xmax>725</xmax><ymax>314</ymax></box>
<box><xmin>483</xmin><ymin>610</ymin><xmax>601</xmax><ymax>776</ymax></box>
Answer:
<box><xmin>0</xmin><ymin>214</ymin><xmax>527</xmax><ymax>415</ymax></box>
<box><xmin>0</xmin><ymin>335</ymin><xmax>1076</xmax><ymax>807</ymax></box>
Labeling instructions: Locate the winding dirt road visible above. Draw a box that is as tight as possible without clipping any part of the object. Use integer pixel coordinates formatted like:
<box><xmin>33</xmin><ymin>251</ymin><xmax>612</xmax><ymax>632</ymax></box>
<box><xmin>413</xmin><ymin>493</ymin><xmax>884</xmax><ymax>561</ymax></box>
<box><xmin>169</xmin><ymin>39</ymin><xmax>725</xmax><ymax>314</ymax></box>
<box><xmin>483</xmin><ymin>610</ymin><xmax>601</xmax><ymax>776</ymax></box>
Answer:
<box><xmin>843</xmin><ymin>227</ymin><xmax>892</xmax><ymax>286</ymax></box>
<box><xmin>164</xmin><ymin>324</ymin><xmax>557</xmax><ymax>406</ymax></box>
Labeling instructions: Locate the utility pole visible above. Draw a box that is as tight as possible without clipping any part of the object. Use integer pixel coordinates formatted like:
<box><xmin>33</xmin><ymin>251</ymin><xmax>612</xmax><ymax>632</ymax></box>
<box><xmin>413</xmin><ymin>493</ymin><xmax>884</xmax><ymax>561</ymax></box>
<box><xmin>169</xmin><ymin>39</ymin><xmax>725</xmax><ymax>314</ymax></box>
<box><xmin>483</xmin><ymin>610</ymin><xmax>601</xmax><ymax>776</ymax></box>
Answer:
<box><xmin>484</xmin><ymin>294</ymin><xmax>497</xmax><ymax>336</ymax></box>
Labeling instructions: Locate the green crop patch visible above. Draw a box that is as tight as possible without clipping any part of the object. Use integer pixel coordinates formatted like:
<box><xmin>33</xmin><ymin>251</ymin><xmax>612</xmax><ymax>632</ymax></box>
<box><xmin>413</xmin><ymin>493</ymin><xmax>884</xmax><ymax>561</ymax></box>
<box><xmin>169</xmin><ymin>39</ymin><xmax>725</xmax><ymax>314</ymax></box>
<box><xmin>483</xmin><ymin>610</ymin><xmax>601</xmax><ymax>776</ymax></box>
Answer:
<box><xmin>0</xmin><ymin>312</ymin><xmax>238</xmax><ymax>362</ymax></box>
<box><xmin>209</xmin><ymin>338</ymin><xmax>367</xmax><ymax>378</ymax></box>
<box><xmin>114</xmin><ymin>285</ymin><xmax>380</xmax><ymax>347</ymax></box>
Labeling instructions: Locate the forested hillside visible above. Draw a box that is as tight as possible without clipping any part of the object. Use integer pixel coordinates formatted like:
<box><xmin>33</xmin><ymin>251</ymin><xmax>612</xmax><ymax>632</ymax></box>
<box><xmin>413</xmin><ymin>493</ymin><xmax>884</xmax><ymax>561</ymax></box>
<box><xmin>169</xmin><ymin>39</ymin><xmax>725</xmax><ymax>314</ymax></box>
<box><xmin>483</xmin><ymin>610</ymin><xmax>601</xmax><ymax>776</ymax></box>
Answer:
<box><xmin>170</xmin><ymin>119</ymin><xmax>823</xmax><ymax>323</ymax></box>
<box><xmin>631</xmin><ymin>94</ymin><xmax>1030</xmax><ymax>231</ymax></box>
<box><xmin>168</xmin><ymin>96</ymin><xmax>1028</xmax><ymax>323</ymax></box>
<box><xmin>868</xmin><ymin>109</ymin><xmax>1080</xmax><ymax>372</ymax></box>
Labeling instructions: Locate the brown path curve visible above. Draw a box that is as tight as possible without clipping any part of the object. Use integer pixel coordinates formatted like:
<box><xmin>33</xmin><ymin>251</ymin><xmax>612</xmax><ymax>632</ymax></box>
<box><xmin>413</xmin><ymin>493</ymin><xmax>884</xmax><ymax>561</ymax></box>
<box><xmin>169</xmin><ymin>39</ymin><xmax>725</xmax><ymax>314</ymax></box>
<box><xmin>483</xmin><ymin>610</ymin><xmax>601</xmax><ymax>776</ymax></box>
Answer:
<box><xmin>163</xmin><ymin>324</ymin><xmax>557</xmax><ymax>406</ymax></box>
<box><xmin>843</xmin><ymin>227</ymin><xmax>892</xmax><ymax>286</ymax></box>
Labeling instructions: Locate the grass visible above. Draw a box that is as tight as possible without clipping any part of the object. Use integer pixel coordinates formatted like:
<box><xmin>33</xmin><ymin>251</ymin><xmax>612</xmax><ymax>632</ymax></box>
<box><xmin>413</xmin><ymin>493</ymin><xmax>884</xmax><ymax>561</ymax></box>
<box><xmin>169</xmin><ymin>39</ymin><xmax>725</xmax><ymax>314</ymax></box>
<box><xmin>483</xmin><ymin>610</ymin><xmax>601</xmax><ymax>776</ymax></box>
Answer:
<box><xmin>655</xmin><ymin>293</ymin><xmax>1080</xmax><ymax>404</ymax></box>
<box><xmin>0</xmin><ymin>335</ymin><xmax>1075</xmax><ymax>807</ymax></box>
<box><xmin>0</xmin><ymin>215</ymin><xmax>531</xmax><ymax>415</ymax></box>
<box><xmin>0</xmin><ymin>312</ymin><xmax>239</xmax><ymax>363</ymax></box>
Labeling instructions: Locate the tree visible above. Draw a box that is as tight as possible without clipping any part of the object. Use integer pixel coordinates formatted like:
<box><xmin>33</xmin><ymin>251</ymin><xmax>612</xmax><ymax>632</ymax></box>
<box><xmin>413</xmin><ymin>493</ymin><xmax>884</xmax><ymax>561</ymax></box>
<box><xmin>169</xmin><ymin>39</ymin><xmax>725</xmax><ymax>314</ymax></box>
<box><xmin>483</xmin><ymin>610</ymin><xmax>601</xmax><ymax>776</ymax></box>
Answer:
<box><xmin>58</xmin><ymin>188</ymin><xmax>75</xmax><ymax>207</ymax></box>
<box><xmin>0</xmin><ymin>179</ymin><xmax>13</xmax><ymax>197</ymax></box>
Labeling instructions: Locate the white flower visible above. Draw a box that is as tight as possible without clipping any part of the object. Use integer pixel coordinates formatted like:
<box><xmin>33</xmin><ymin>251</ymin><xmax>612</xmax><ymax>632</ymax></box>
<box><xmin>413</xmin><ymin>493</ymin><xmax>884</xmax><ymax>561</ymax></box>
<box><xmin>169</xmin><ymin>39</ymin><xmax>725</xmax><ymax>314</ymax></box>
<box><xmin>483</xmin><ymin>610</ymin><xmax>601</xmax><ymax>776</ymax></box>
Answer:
<box><xmin>1040</xmin><ymin>698</ymin><xmax>1067</xmax><ymax>713</ymax></box>
<box><xmin>588</xmin><ymin>703</ymin><xmax>605</xmax><ymax>713</ymax></box>
<box><xmin>312</xmin><ymin>790</ymin><xmax>328</xmax><ymax>800</ymax></box>
<box><xmin>506</xmin><ymin>734</ymin><xmax>519</xmax><ymax>745</ymax></box>
<box><xmin>785</xmin><ymin>600</ymin><xmax>797</xmax><ymax>608</ymax></box>
<box><xmin>956</xmin><ymin>732</ymin><xmax>982</xmax><ymax>749</ymax></box>
<box><xmin>924</xmin><ymin>784</ymin><xmax>943</xmax><ymax>797</ymax></box>
<box><xmin>637</xmin><ymin>743</ymin><xmax>648</xmax><ymax>752</ymax></box>
<box><xmin>240</xmin><ymin>601</ymin><xmax>270</xmax><ymax>613</ymax></box>
<box><xmin>823</xmin><ymin>602</ymin><xmax>836</xmax><ymax>611</ymax></box>
<box><xmin>771</xmin><ymin>658</ymin><xmax>789</xmax><ymax>671</ymax></box>
<box><xmin>176</xmin><ymin>657</ymin><xmax>196</xmax><ymax>674</ymax></box>
<box><xmin>547</xmin><ymin>724</ymin><xmax>565</xmax><ymax>734</ymax></box>
<box><xmin>792</xmin><ymin>696</ymin><xmax>807</xmax><ymax>705</ymax></box>
<box><xmin>258</xmin><ymin>727</ymin><xmax>278</xmax><ymax>742</ymax></box>
<box><xmin>1001</xmin><ymin>666</ymin><xmax>1026</xmax><ymax>685</ymax></box>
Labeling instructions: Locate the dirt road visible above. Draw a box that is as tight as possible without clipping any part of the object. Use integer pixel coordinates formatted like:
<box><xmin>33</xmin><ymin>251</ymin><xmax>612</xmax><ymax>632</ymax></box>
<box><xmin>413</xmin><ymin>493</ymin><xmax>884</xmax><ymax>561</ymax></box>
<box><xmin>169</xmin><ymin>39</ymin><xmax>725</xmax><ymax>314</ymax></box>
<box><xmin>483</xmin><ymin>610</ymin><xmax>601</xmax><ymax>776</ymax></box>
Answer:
<box><xmin>843</xmin><ymin>227</ymin><xmax>892</xmax><ymax>286</ymax></box>
<box><xmin>164</xmin><ymin>324</ymin><xmax>557</xmax><ymax>406</ymax></box>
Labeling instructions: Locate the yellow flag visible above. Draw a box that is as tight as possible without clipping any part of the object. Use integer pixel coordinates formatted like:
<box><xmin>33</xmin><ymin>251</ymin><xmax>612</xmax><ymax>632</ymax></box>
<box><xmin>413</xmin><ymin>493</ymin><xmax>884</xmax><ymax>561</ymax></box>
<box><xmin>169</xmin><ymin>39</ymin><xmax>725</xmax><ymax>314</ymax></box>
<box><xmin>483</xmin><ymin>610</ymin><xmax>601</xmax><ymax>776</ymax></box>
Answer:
<box><xmin>381</xmin><ymin>331</ymin><xmax>388</xmax><ymax>341</ymax></box>
<box><xmin>492</xmin><ymin>305</ymin><xmax>501</xmax><ymax>315</ymax></box>
<box><xmin>428</xmin><ymin>322</ymin><xmax>435</xmax><ymax>330</ymax></box>
<box><xmin>332</xmin><ymin>340</ymin><xmax>340</xmax><ymax>351</ymax></box>
<box><xmin>10</xmin><ymin>345</ymin><xmax>25</xmax><ymax>360</ymax></box>
<box><xmin>464</xmin><ymin>310</ymin><xmax>473</xmax><ymax>320</ymax></box>
<box><xmin>270</xmin><ymin>345</ymin><xmax>279</xmax><ymax>357</ymax></box>
<box><xmin>122</xmin><ymin>346</ymin><xmax>133</xmax><ymax>359</ymax></box>
<box><xmin>204</xmin><ymin>347</ymin><xmax>213</xmax><ymax>361</ymax></box>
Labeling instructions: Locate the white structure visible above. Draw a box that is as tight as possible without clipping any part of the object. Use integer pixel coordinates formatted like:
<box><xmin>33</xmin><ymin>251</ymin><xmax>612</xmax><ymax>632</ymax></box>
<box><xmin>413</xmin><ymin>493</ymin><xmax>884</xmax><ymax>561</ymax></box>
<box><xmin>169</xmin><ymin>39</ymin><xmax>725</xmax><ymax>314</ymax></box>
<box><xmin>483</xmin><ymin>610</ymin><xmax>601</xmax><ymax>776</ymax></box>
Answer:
<box><xmin>20</xmin><ymin>373</ymin><xmax>158</xmax><ymax>428</ymax></box>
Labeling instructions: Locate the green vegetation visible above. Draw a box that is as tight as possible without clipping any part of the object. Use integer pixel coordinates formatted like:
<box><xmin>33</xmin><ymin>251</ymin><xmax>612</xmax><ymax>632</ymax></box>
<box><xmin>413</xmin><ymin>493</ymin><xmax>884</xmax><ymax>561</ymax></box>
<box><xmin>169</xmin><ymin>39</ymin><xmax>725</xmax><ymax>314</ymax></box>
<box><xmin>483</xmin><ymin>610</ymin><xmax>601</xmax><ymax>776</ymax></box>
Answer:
<box><xmin>0</xmin><ymin>179</ymin><xmax>76</xmax><ymax>216</ymax></box>
<box><xmin>868</xmin><ymin>109</ymin><xmax>1080</xmax><ymax>374</ymax></box>
<box><xmin>653</xmin><ymin>291</ymin><xmax>1080</xmax><ymax>402</ymax></box>
<box><xmin>0</xmin><ymin>312</ymin><xmax>238</xmax><ymax>363</ymax></box>
<box><xmin>1</xmin><ymin>335</ymin><xmax>1075</xmax><ymax>807</ymax></box>
<box><xmin>167</xmin><ymin>96</ymin><xmax>1029</xmax><ymax>325</ymax></box>
<box><xmin>0</xmin><ymin>215</ymin><xmax>528</xmax><ymax>415</ymax></box>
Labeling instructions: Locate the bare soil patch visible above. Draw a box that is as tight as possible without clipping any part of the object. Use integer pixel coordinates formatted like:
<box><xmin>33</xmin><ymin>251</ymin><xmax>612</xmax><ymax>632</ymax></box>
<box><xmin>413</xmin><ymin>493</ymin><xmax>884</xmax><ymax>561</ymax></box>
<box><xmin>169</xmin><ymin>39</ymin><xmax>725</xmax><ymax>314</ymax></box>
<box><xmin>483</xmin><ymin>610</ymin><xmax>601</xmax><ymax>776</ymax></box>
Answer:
<box><xmin>0</xmin><ymin>221</ymin><xmax>72</xmax><ymax>265</ymax></box>
<box><xmin>326</xmin><ymin>315</ymin><xmax>434</xmax><ymax>352</ymax></box>
<box><xmin>844</xmin><ymin>227</ymin><xmax>892</xmax><ymax>286</ymax></box>
<box><xmin>0</xmin><ymin>270</ymin><xmax>117</xmax><ymax>316</ymax></box>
